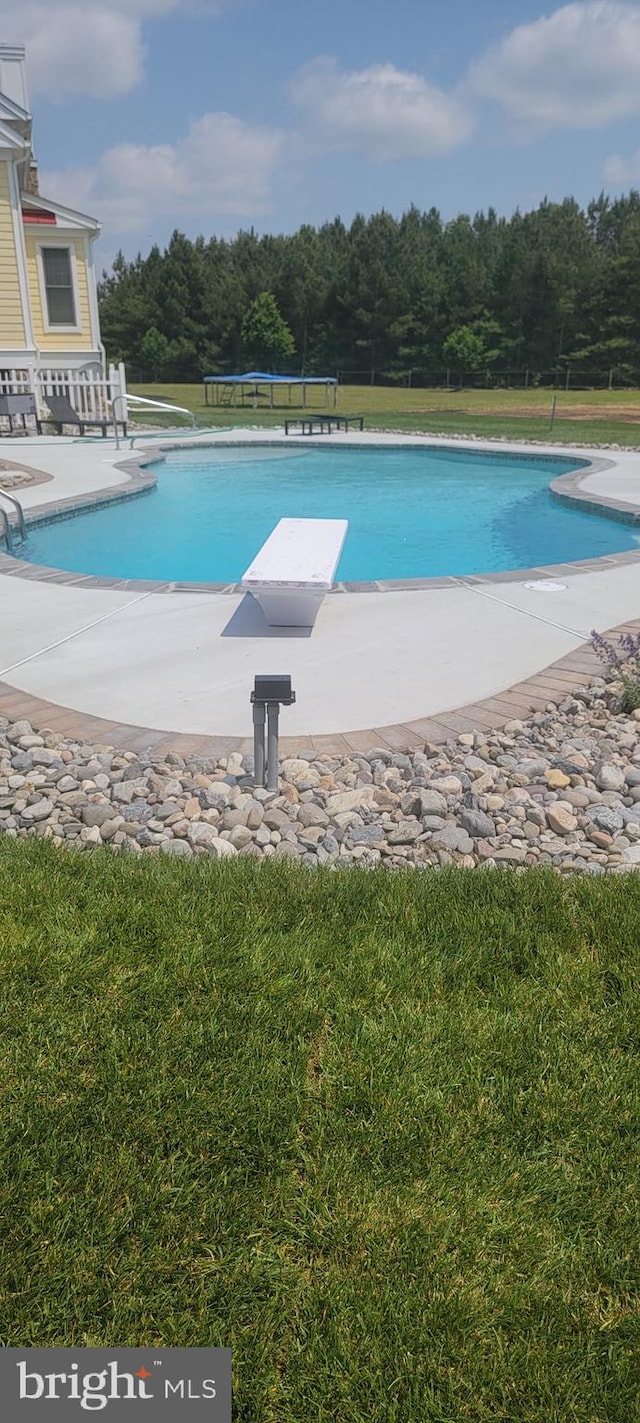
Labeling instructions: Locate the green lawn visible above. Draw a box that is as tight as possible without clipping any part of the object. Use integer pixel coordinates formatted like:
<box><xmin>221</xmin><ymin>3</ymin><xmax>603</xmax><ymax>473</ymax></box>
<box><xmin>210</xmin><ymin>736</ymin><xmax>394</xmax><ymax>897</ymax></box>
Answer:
<box><xmin>129</xmin><ymin>382</ymin><xmax>640</xmax><ymax>447</ymax></box>
<box><xmin>2</xmin><ymin>841</ymin><xmax>639</xmax><ymax>1421</ymax></box>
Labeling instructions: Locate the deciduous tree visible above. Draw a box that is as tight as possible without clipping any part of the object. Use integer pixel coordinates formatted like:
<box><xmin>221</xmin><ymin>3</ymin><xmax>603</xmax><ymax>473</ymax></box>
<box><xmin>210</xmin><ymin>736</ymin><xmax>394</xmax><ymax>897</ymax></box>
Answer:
<box><xmin>240</xmin><ymin>292</ymin><xmax>295</xmax><ymax>370</ymax></box>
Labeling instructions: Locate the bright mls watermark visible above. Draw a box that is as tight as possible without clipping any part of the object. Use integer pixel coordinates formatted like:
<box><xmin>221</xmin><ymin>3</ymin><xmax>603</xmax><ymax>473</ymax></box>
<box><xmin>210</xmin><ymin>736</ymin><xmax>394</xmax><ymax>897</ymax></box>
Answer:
<box><xmin>2</xmin><ymin>1350</ymin><xmax>231</xmax><ymax>1421</ymax></box>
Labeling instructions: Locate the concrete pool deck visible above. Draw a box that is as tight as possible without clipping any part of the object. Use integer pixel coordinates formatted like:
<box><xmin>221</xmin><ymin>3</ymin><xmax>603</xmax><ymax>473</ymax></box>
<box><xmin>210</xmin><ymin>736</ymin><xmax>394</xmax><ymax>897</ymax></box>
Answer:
<box><xmin>1</xmin><ymin>427</ymin><xmax>640</xmax><ymax>755</ymax></box>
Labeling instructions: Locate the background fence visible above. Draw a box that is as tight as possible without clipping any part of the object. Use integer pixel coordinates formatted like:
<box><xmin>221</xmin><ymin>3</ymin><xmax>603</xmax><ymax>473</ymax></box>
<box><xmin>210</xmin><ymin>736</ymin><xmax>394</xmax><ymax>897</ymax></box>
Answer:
<box><xmin>128</xmin><ymin>364</ymin><xmax>640</xmax><ymax>391</ymax></box>
<box><xmin>333</xmin><ymin>367</ymin><xmax>640</xmax><ymax>390</ymax></box>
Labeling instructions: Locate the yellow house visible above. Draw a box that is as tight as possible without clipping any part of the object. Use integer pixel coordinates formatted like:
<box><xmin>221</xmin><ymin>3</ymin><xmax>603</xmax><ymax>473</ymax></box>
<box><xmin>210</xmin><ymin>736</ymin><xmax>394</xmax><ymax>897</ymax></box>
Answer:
<box><xmin>0</xmin><ymin>42</ymin><xmax>118</xmax><ymax>417</ymax></box>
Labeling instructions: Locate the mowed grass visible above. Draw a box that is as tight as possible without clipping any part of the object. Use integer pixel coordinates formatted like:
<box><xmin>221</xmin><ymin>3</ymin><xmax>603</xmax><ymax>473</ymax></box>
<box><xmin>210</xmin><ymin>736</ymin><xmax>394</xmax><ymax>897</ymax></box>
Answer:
<box><xmin>129</xmin><ymin>382</ymin><xmax>640</xmax><ymax>447</ymax></box>
<box><xmin>1</xmin><ymin>840</ymin><xmax>639</xmax><ymax>1421</ymax></box>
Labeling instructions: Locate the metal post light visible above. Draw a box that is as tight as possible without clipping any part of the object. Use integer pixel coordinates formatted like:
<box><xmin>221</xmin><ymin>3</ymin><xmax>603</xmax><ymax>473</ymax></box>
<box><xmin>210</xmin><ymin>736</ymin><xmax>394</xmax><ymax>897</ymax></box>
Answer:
<box><xmin>266</xmin><ymin>703</ymin><xmax>280</xmax><ymax>792</ymax></box>
<box><xmin>252</xmin><ymin>699</ymin><xmax>266</xmax><ymax>788</ymax></box>
<box><xmin>250</xmin><ymin>675</ymin><xmax>296</xmax><ymax>790</ymax></box>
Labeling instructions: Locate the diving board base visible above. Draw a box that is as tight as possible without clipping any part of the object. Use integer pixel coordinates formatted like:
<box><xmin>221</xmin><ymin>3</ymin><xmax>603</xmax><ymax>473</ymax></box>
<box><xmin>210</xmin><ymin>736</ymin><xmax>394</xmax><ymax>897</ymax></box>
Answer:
<box><xmin>240</xmin><ymin>517</ymin><xmax>349</xmax><ymax>628</ymax></box>
<box><xmin>250</xmin><ymin>588</ymin><xmax>326</xmax><ymax>628</ymax></box>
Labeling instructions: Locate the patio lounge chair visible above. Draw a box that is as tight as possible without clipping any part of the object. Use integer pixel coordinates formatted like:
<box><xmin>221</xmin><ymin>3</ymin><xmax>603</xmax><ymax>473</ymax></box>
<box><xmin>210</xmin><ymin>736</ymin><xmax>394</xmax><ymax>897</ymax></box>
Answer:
<box><xmin>40</xmin><ymin>393</ymin><xmax>127</xmax><ymax>437</ymax></box>
<box><xmin>0</xmin><ymin>392</ymin><xmax>40</xmax><ymax>434</ymax></box>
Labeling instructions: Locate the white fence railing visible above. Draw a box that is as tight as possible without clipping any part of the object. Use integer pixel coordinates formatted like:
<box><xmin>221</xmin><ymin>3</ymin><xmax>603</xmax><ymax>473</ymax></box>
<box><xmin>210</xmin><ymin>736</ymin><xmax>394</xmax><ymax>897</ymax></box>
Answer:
<box><xmin>0</xmin><ymin>369</ymin><xmax>32</xmax><ymax>395</ymax></box>
<box><xmin>0</xmin><ymin>362</ymin><xmax>128</xmax><ymax>429</ymax></box>
<box><xmin>38</xmin><ymin>370</ymin><xmax>109</xmax><ymax>422</ymax></box>
<box><xmin>37</xmin><ymin>364</ymin><xmax>127</xmax><ymax>422</ymax></box>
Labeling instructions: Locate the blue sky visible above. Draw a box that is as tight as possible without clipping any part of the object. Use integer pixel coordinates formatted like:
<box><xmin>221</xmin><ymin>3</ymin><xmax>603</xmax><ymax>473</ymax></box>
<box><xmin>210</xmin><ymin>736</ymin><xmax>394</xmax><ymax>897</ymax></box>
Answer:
<box><xmin>6</xmin><ymin>0</ymin><xmax>640</xmax><ymax>267</ymax></box>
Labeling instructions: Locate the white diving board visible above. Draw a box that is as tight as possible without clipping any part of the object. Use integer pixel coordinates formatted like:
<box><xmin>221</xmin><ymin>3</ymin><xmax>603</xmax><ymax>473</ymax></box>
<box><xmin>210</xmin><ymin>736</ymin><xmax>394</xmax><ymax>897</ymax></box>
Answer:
<box><xmin>240</xmin><ymin>517</ymin><xmax>348</xmax><ymax>627</ymax></box>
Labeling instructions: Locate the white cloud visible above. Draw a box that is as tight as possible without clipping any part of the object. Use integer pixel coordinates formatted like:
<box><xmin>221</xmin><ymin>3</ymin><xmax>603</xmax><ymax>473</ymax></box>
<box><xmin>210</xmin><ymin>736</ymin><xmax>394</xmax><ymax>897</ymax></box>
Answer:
<box><xmin>1</xmin><ymin>0</ymin><xmax>222</xmax><ymax>99</ymax></box>
<box><xmin>604</xmin><ymin>149</ymin><xmax>640</xmax><ymax>183</ymax></box>
<box><xmin>468</xmin><ymin>2</ymin><xmax>640</xmax><ymax>129</ymax></box>
<box><xmin>39</xmin><ymin>111</ymin><xmax>283</xmax><ymax>232</ymax></box>
<box><xmin>290</xmin><ymin>57</ymin><xmax>473</xmax><ymax>161</ymax></box>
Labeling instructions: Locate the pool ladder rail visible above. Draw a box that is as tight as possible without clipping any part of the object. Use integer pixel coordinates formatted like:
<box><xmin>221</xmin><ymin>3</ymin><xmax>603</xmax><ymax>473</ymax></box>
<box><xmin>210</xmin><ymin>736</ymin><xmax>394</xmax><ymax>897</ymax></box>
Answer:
<box><xmin>0</xmin><ymin>485</ymin><xmax>27</xmax><ymax>554</ymax></box>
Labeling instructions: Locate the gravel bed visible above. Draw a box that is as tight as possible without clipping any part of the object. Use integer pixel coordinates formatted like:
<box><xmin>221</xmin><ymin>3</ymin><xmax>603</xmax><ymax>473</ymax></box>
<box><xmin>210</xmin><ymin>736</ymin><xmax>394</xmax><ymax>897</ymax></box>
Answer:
<box><xmin>2</xmin><ymin>678</ymin><xmax>640</xmax><ymax>873</ymax></box>
<box><xmin>377</xmin><ymin>429</ymin><xmax>640</xmax><ymax>451</ymax></box>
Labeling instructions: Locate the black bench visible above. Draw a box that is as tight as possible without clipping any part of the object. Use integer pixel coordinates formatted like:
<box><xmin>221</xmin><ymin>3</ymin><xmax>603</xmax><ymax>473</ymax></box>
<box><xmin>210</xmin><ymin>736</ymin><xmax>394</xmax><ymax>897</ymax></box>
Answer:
<box><xmin>284</xmin><ymin>414</ymin><xmax>364</xmax><ymax>435</ymax></box>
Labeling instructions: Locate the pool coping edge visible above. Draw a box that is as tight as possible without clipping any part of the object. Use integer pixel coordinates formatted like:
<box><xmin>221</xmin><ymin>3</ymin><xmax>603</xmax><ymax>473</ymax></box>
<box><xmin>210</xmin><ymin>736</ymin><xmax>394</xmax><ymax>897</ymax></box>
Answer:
<box><xmin>0</xmin><ymin>617</ymin><xmax>635</xmax><ymax>757</ymax></box>
<box><xmin>3</xmin><ymin>437</ymin><xmax>640</xmax><ymax>591</ymax></box>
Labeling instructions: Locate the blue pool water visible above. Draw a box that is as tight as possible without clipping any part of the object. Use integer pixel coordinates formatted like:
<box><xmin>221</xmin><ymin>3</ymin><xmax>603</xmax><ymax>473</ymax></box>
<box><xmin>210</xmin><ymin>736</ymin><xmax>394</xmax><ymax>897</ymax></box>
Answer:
<box><xmin>19</xmin><ymin>443</ymin><xmax>640</xmax><ymax>582</ymax></box>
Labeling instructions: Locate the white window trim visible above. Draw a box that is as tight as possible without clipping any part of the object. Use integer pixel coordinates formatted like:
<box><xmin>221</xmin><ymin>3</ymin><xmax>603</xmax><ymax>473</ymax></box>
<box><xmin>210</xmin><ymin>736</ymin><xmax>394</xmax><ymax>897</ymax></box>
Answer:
<box><xmin>35</xmin><ymin>239</ymin><xmax>82</xmax><ymax>334</ymax></box>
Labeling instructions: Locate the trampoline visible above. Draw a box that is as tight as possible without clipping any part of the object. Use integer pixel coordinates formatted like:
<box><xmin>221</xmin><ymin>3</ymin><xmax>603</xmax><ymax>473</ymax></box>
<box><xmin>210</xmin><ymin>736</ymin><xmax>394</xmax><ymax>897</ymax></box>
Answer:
<box><xmin>203</xmin><ymin>371</ymin><xmax>338</xmax><ymax>409</ymax></box>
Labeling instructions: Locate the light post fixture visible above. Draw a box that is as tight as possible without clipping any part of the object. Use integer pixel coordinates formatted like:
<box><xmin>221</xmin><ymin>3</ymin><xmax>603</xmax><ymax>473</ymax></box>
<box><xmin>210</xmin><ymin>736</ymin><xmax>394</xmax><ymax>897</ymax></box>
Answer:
<box><xmin>250</xmin><ymin>675</ymin><xmax>296</xmax><ymax>791</ymax></box>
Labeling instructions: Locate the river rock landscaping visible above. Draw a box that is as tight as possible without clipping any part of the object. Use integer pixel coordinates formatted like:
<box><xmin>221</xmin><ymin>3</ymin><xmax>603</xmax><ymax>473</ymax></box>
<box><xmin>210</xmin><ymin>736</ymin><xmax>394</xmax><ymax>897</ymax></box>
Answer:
<box><xmin>2</xmin><ymin>675</ymin><xmax>640</xmax><ymax>874</ymax></box>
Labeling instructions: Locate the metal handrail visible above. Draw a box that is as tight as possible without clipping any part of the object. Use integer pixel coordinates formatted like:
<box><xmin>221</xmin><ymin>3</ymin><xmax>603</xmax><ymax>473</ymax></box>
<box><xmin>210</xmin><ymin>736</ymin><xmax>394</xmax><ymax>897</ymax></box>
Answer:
<box><xmin>0</xmin><ymin>504</ymin><xmax>13</xmax><ymax>553</ymax></box>
<box><xmin>0</xmin><ymin>485</ymin><xmax>26</xmax><ymax>542</ymax></box>
<box><xmin>110</xmin><ymin>393</ymin><xmax>128</xmax><ymax>448</ymax></box>
<box><xmin>110</xmin><ymin>393</ymin><xmax>198</xmax><ymax>450</ymax></box>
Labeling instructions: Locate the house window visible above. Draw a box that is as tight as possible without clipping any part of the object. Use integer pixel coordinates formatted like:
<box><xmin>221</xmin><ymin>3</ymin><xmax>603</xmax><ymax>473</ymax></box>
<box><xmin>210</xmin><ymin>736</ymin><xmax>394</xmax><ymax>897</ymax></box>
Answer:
<box><xmin>41</xmin><ymin>247</ymin><xmax>77</xmax><ymax>326</ymax></box>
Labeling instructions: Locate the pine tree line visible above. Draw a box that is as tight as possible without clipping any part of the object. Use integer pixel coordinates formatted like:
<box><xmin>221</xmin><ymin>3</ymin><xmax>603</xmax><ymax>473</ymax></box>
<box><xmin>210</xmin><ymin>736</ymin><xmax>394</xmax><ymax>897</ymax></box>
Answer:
<box><xmin>98</xmin><ymin>191</ymin><xmax>640</xmax><ymax>385</ymax></box>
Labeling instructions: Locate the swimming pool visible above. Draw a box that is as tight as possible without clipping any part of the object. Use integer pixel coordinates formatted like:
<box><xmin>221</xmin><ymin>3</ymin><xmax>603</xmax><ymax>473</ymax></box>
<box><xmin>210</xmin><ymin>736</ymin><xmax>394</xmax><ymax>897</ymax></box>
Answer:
<box><xmin>19</xmin><ymin>443</ymin><xmax>640</xmax><ymax>583</ymax></box>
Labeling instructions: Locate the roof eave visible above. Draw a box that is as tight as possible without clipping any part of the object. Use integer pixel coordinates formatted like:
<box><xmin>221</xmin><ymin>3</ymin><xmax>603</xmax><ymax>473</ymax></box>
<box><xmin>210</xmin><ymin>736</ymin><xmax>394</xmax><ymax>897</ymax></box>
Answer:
<box><xmin>0</xmin><ymin>116</ymin><xmax>27</xmax><ymax>155</ymax></box>
<box><xmin>22</xmin><ymin>190</ymin><xmax>101</xmax><ymax>235</ymax></box>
